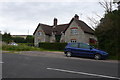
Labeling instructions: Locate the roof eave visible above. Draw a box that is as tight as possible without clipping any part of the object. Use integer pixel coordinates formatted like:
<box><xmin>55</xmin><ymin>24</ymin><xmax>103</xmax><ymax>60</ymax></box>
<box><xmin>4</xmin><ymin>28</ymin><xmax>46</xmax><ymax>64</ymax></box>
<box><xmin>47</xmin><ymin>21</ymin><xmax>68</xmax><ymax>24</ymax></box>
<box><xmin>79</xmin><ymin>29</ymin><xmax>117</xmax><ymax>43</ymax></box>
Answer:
<box><xmin>33</xmin><ymin>23</ymin><xmax>40</xmax><ymax>35</ymax></box>
<box><xmin>84</xmin><ymin>31</ymin><xmax>94</xmax><ymax>35</ymax></box>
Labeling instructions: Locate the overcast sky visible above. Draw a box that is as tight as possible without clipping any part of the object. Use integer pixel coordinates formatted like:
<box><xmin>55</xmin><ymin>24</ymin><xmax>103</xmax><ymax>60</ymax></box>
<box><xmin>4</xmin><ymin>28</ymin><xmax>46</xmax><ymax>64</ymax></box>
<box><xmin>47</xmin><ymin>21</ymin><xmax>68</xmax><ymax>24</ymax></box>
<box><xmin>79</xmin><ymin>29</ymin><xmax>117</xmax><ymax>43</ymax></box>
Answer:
<box><xmin>0</xmin><ymin>0</ymin><xmax>118</xmax><ymax>35</ymax></box>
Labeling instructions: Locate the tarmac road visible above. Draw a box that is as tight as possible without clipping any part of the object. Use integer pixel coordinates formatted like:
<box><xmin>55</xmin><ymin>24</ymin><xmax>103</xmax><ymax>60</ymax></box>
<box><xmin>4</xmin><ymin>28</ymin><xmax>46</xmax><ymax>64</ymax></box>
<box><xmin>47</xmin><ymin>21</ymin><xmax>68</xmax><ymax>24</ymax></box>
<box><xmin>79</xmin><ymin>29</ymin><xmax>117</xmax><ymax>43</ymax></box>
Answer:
<box><xmin>2</xmin><ymin>52</ymin><xmax>119</xmax><ymax>79</ymax></box>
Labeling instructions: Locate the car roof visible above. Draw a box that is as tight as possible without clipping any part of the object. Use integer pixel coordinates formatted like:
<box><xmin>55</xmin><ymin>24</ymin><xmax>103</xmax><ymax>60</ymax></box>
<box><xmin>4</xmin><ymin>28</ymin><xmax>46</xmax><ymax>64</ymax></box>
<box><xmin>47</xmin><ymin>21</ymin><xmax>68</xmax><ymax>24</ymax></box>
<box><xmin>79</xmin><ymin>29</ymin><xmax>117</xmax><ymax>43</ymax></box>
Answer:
<box><xmin>68</xmin><ymin>42</ymin><xmax>89</xmax><ymax>45</ymax></box>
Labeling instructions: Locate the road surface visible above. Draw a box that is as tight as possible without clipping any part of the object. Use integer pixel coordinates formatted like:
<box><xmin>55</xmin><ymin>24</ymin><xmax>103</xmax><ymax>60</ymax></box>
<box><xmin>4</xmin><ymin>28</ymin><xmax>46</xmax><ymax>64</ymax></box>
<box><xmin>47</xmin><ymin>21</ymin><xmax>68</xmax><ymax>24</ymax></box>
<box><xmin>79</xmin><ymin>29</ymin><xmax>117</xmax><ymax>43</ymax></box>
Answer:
<box><xmin>2</xmin><ymin>52</ymin><xmax>119</xmax><ymax>79</ymax></box>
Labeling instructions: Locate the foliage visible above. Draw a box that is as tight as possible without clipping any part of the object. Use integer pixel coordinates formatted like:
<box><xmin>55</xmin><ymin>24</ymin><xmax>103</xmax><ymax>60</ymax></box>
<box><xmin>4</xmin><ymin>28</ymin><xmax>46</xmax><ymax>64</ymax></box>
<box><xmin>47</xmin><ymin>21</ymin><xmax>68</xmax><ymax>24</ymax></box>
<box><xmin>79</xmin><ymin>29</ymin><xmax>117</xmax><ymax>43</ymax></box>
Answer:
<box><xmin>26</xmin><ymin>35</ymin><xmax>34</xmax><ymax>43</ymax></box>
<box><xmin>95</xmin><ymin>10</ymin><xmax>120</xmax><ymax>57</ymax></box>
<box><xmin>12</xmin><ymin>35</ymin><xmax>34</xmax><ymax>43</ymax></box>
<box><xmin>55</xmin><ymin>35</ymin><xmax>61</xmax><ymax>42</ymax></box>
<box><xmin>2</xmin><ymin>44</ymin><xmax>40</xmax><ymax>51</ymax></box>
<box><xmin>12</xmin><ymin>37</ymin><xmax>26</xmax><ymax>43</ymax></box>
<box><xmin>2</xmin><ymin>32</ymin><xmax>12</xmax><ymax>43</ymax></box>
<box><xmin>2</xmin><ymin>32</ymin><xmax>34</xmax><ymax>43</ymax></box>
<box><xmin>39</xmin><ymin>42</ymin><xmax>67</xmax><ymax>51</ymax></box>
<box><xmin>18</xmin><ymin>43</ymin><xmax>34</xmax><ymax>46</ymax></box>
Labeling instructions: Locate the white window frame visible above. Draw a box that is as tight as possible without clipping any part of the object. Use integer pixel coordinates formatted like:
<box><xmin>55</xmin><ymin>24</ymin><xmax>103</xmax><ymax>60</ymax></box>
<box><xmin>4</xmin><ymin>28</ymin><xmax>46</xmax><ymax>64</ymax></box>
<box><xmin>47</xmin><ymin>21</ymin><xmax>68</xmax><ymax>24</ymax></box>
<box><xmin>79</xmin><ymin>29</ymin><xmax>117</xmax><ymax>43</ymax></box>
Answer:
<box><xmin>38</xmin><ymin>31</ymin><xmax>42</xmax><ymax>36</ymax></box>
<box><xmin>71</xmin><ymin>29</ymin><xmax>78</xmax><ymax>35</ymax></box>
<box><xmin>71</xmin><ymin>39</ymin><xmax>76</xmax><ymax>43</ymax></box>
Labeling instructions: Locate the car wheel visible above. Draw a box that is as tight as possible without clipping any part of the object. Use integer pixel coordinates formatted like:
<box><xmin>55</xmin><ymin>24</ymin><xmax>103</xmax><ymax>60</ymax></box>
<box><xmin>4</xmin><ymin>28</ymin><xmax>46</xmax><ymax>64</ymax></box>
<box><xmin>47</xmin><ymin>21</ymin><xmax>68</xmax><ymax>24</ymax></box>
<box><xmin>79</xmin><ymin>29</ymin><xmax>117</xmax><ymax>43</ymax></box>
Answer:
<box><xmin>66</xmin><ymin>52</ymin><xmax>72</xmax><ymax>57</ymax></box>
<box><xmin>94</xmin><ymin>54</ymin><xmax>101</xmax><ymax>60</ymax></box>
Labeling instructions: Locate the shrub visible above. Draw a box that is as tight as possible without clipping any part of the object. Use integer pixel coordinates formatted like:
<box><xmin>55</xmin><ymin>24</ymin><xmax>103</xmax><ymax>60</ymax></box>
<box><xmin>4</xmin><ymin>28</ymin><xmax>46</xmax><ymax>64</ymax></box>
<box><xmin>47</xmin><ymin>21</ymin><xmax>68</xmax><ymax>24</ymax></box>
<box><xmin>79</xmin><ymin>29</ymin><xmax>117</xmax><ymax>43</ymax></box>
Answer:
<box><xmin>39</xmin><ymin>42</ymin><xmax>67</xmax><ymax>51</ymax></box>
<box><xmin>18</xmin><ymin>43</ymin><xmax>34</xmax><ymax>46</ymax></box>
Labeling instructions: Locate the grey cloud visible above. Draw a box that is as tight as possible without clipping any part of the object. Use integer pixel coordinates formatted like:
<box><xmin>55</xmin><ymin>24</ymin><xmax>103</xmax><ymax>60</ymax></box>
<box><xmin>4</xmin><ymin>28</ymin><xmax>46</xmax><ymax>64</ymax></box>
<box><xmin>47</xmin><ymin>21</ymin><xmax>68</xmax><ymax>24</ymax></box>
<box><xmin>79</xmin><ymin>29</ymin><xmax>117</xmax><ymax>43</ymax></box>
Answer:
<box><xmin>0</xmin><ymin>1</ymin><xmax>104</xmax><ymax>35</ymax></box>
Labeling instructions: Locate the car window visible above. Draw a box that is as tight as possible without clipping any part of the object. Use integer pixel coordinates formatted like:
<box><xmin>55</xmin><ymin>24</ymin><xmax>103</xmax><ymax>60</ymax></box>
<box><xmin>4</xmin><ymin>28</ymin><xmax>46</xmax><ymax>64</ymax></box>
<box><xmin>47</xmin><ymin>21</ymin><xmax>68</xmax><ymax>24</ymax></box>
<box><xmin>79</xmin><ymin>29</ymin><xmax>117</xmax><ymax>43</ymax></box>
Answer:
<box><xmin>69</xmin><ymin>43</ymin><xmax>78</xmax><ymax>48</ymax></box>
<box><xmin>79</xmin><ymin>43</ymin><xmax>90</xmax><ymax>49</ymax></box>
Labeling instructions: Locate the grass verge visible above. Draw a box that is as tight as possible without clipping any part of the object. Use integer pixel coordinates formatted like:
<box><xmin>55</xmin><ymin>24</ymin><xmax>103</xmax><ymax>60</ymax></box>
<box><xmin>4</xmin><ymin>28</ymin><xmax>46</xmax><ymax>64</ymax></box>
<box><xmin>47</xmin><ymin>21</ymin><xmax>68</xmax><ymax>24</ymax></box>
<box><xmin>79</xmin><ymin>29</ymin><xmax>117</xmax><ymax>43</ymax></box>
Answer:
<box><xmin>2</xmin><ymin>44</ymin><xmax>64</xmax><ymax>52</ymax></box>
<box><xmin>108</xmin><ymin>55</ymin><xmax>120</xmax><ymax>60</ymax></box>
<box><xmin>2</xmin><ymin>45</ymin><xmax>42</xmax><ymax>51</ymax></box>
<box><xmin>2</xmin><ymin>44</ymin><xmax>119</xmax><ymax>60</ymax></box>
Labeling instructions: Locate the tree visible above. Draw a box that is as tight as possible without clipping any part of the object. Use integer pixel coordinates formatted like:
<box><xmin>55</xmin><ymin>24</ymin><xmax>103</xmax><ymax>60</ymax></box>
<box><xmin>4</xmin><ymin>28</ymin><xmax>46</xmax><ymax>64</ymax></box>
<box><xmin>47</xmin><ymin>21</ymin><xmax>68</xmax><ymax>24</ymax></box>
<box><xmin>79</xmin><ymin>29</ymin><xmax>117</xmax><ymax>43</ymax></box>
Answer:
<box><xmin>99</xmin><ymin>0</ymin><xmax>113</xmax><ymax>13</ymax></box>
<box><xmin>0</xmin><ymin>31</ymin><xmax>2</xmax><ymax>41</ymax></box>
<box><xmin>12</xmin><ymin>37</ymin><xmax>26</xmax><ymax>43</ymax></box>
<box><xmin>2</xmin><ymin>32</ymin><xmax>12</xmax><ymax>43</ymax></box>
<box><xmin>95</xmin><ymin>10</ymin><xmax>120</xmax><ymax>57</ymax></box>
<box><xmin>26</xmin><ymin>35</ymin><xmax>34</xmax><ymax>43</ymax></box>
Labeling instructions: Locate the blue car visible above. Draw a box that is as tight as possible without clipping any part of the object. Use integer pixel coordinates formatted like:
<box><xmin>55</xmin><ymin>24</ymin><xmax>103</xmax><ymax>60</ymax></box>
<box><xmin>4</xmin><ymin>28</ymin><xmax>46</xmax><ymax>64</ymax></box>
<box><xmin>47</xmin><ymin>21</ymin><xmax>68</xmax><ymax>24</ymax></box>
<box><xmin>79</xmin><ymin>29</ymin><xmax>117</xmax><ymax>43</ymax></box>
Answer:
<box><xmin>64</xmin><ymin>43</ymin><xmax>108</xmax><ymax>60</ymax></box>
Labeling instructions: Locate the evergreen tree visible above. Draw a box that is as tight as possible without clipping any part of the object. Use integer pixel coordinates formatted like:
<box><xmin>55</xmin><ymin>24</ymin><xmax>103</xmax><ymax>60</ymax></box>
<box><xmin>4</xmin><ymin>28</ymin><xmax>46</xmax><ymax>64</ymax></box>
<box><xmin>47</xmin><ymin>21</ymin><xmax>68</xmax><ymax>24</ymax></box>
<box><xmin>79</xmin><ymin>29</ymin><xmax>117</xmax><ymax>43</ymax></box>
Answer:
<box><xmin>26</xmin><ymin>35</ymin><xmax>34</xmax><ymax>43</ymax></box>
<box><xmin>2</xmin><ymin>32</ymin><xmax>12</xmax><ymax>43</ymax></box>
<box><xmin>95</xmin><ymin>10</ymin><xmax>120</xmax><ymax>57</ymax></box>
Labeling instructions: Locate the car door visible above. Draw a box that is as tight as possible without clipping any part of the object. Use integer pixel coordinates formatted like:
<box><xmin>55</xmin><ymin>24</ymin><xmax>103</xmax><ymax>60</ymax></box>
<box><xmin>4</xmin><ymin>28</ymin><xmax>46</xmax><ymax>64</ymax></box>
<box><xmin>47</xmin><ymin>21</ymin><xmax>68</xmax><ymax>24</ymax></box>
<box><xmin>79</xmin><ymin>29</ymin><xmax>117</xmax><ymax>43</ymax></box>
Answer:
<box><xmin>69</xmin><ymin>43</ymin><xmax>80</xmax><ymax>56</ymax></box>
<box><xmin>77</xmin><ymin>43</ymin><xmax>94</xmax><ymax>57</ymax></box>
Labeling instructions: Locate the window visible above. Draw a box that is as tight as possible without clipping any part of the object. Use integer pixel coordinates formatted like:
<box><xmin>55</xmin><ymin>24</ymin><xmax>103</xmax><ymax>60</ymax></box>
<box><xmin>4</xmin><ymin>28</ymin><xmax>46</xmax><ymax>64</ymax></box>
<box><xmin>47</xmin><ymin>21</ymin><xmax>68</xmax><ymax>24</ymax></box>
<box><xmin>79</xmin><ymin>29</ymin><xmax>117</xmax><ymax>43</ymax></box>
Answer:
<box><xmin>71</xmin><ymin>39</ymin><xmax>76</xmax><ymax>43</ymax></box>
<box><xmin>69</xmin><ymin>43</ymin><xmax>78</xmax><ymax>48</ymax></box>
<box><xmin>71</xmin><ymin>29</ymin><xmax>78</xmax><ymax>35</ymax></box>
<box><xmin>38</xmin><ymin>31</ymin><xmax>42</xmax><ymax>36</ymax></box>
<box><xmin>80</xmin><ymin>43</ymin><xmax>90</xmax><ymax>49</ymax></box>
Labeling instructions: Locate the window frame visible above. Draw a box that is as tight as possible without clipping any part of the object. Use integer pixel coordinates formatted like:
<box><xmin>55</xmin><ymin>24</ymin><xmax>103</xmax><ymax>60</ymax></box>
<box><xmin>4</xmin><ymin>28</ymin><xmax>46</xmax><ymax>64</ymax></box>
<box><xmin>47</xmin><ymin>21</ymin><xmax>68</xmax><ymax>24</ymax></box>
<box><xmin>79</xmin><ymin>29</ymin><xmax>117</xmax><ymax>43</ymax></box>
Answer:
<box><xmin>79</xmin><ymin>43</ymin><xmax>90</xmax><ymax>49</ymax></box>
<box><xmin>71</xmin><ymin>39</ymin><xmax>77</xmax><ymax>43</ymax></box>
<box><xmin>69</xmin><ymin>43</ymin><xmax>79</xmax><ymax>48</ymax></box>
<box><xmin>71</xmin><ymin>27</ymin><xmax>78</xmax><ymax>35</ymax></box>
<box><xmin>38</xmin><ymin>31</ymin><xmax>42</xmax><ymax>36</ymax></box>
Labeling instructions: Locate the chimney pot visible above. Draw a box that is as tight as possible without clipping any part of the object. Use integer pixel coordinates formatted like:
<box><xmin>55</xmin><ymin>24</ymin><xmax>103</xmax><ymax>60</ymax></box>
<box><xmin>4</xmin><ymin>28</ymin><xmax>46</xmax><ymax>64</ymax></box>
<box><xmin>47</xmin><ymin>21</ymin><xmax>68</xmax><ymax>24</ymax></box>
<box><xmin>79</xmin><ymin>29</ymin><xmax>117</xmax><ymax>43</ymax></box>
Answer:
<box><xmin>74</xmin><ymin>14</ymin><xmax>79</xmax><ymax>20</ymax></box>
<box><xmin>53</xmin><ymin>18</ymin><xmax>57</xmax><ymax>27</ymax></box>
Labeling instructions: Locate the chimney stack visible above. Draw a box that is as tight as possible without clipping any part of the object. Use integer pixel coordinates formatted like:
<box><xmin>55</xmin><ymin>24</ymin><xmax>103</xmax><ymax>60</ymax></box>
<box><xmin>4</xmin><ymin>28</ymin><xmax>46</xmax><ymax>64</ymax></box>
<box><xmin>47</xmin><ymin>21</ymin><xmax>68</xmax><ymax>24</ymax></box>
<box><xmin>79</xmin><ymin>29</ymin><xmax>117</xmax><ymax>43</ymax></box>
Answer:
<box><xmin>74</xmin><ymin>14</ymin><xmax>79</xmax><ymax>20</ymax></box>
<box><xmin>53</xmin><ymin>18</ymin><xmax>57</xmax><ymax>26</ymax></box>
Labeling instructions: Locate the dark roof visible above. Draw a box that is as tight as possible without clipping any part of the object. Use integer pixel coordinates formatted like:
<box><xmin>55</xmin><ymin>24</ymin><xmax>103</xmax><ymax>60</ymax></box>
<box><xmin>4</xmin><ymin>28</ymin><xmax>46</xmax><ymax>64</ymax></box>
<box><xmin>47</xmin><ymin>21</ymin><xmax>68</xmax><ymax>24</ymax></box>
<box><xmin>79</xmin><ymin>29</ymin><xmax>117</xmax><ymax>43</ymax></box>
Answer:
<box><xmin>33</xmin><ymin>18</ymin><xmax>94</xmax><ymax>35</ymax></box>
<box><xmin>63</xmin><ymin>18</ymin><xmax>94</xmax><ymax>34</ymax></box>
<box><xmin>40</xmin><ymin>23</ymin><xmax>52</xmax><ymax>35</ymax></box>
<box><xmin>53</xmin><ymin>24</ymin><xmax>69</xmax><ymax>35</ymax></box>
<box><xmin>74</xmin><ymin>19</ymin><xmax>94</xmax><ymax>34</ymax></box>
<box><xmin>33</xmin><ymin>23</ymin><xmax>52</xmax><ymax>35</ymax></box>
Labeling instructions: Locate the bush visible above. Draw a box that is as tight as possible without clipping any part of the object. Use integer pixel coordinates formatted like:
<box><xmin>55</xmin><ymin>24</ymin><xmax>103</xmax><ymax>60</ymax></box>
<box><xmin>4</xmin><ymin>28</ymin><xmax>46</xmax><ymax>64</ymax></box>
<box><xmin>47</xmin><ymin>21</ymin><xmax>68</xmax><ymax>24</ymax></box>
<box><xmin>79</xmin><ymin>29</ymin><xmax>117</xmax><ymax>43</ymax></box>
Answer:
<box><xmin>39</xmin><ymin>42</ymin><xmax>67</xmax><ymax>51</ymax></box>
<box><xmin>18</xmin><ymin>43</ymin><xmax>34</xmax><ymax>46</ymax></box>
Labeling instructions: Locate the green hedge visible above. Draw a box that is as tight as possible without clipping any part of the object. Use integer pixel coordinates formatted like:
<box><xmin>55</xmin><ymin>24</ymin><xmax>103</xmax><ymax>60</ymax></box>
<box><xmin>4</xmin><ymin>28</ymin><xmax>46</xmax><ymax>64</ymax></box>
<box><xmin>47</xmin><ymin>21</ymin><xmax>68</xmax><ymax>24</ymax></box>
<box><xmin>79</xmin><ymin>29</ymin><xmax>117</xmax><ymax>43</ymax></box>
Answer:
<box><xmin>18</xmin><ymin>43</ymin><xmax>34</xmax><ymax>46</ymax></box>
<box><xmin>39</xmin><ymin>42</ymin><xmax>67</xmax><ymax>51</ymax></box>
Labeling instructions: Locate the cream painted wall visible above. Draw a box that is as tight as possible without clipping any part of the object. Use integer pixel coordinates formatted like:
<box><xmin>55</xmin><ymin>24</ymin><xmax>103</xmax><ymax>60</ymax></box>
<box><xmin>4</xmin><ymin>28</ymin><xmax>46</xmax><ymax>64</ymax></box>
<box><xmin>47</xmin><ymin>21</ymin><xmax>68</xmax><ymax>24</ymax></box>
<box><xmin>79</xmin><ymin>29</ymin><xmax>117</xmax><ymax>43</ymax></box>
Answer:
<box><xmin>64</xmin><ymin>20</ymin><xmax>86</xmax><ymax>43</ymax></box>
<box><xmin>34</xmin><ymin>26</ymin><xmax>47</xmax><ymax>46</ymax></box>
<box><xmin>84</xmin><ymin>33</ymin><xmax>97</xmax><ymax>44</ymax></box>
<box><xmin>45</xmin><ymin>35</ymin><xmax>50</xmax><ymax>42</ymax></box>
<box><xmin>50</xmin><ymin>32</ymin><xmax>56</xmax><ymax>42</ymax></box>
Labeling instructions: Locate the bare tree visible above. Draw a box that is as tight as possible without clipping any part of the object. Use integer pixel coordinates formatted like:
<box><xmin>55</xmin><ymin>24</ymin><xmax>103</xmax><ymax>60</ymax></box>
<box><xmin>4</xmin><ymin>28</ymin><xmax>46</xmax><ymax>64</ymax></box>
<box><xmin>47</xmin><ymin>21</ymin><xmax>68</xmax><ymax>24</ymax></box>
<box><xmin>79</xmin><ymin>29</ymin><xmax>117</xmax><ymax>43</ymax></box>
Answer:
<box><xmin>99</xmin><ymin>0</ymin><xmax>113</xmax><ymax>13</ymax></box>
<box><xmin>87</xmin><ymin>0</ymin><xmax>113</xmax><ymax>29</ymax></box>
<box><xmin>87</xmin><ymin>16</ymin><xmax>100</xmax><ymax>30</ymax></box>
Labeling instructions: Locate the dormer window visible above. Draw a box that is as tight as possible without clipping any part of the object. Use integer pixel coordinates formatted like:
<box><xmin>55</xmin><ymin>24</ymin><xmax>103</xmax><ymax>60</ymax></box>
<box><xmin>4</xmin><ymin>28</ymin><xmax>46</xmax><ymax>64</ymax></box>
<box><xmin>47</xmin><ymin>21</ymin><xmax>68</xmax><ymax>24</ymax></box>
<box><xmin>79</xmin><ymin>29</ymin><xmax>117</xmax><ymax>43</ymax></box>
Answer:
<box><xmin>71</xmin><ymin>27</ymin><xmax>78</xmax><ymax>35</ymax></box>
